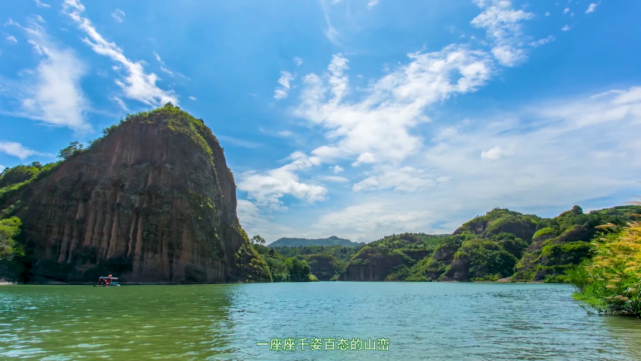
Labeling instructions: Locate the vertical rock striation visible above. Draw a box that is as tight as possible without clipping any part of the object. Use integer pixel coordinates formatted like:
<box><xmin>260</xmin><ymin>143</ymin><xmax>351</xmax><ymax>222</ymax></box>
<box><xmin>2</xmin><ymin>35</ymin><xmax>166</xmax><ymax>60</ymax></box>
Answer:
<box><xmin>0</xmin><ymin>104</ymin><xmax>270</xmax><ymax>284</ymax></box>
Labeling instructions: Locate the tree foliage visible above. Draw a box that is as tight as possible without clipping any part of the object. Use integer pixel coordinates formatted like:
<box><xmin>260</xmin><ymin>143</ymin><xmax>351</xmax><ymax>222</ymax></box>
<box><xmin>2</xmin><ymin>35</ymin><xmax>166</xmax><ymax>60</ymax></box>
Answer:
<box><xmin>253</xmin><ymin>244</ymin><xmax>313</xmax><ymax>282</ymax></box>
<box><xmin>0</xmin><ymin>162</ymin><xmax>42</xmax><ymax>188</ymax></box>
<box><xmin>0</xmin><ymin>217</ymin><xmax>23</xmax><ymax>261</ymax></box>
<box><xmin>456</xmin><ymin>239</ymin><xmax>518</xmax><ymax>281</ymax></box>
<box><xmin>57</xmin><ymin>141</ymin><xmax>84</xmax><ymax>160</ymax></box>
<box><xmin>251</xmin><ymin>235</ymin><xmax>266</xmax><ymax>245</ymax></box>
<box><xmin>286</xmin><ymin>257</ymin><xmax>311</xmax><ymax>282</ymax></box>
<box><xmin>271</xmin><ymin>244</ymin><xmax>361</xmax><ymax>262</ymax></box>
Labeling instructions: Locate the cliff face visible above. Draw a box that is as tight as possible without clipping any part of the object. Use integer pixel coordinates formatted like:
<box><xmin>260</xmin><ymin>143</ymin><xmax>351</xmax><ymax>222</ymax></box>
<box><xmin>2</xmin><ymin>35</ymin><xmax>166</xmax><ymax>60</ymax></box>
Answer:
<box><xmin>0</xmin><ymin>104</ymin><xmax>270</xmax><ymax>284</ymax></box>
<box><xmin>513</xmin><ymin>225</ymin><xmax>595</xmax><ymax>282</ymax></box>
<box><xmin>340</xmin><ymin>248</ymin><xmax>408</xmax><ymax>281</ymax></box>
<box><xmin>300</xmin><ymin>254</ymin><xmax>346</xmax><ymax>281</ymax></box>
<box><xmin>339</xmin><ymin>234</ymin><xmax>437</xmax><ymax>281</ymax></box>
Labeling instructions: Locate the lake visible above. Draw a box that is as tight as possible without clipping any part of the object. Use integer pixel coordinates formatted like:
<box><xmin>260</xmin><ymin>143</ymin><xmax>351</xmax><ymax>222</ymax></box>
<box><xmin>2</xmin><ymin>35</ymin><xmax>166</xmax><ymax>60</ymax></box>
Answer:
<box><xmin>1</xmin><ymin>283</ymin><xmax>640</xmax><ymax>360</ymax></box>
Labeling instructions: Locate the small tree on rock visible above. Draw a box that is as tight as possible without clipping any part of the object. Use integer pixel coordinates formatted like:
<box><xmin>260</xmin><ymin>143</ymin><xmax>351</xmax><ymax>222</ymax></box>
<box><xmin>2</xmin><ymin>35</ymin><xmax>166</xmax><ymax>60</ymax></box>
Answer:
<box><xmin>251</xmin><ymin>235</ymin><xmax>266</xmax><ymax>245</ymax></box>
<box><xmin>58</xmin><ymin>141</ymin><xmax>84</xmax><ymax>160</ymax></box>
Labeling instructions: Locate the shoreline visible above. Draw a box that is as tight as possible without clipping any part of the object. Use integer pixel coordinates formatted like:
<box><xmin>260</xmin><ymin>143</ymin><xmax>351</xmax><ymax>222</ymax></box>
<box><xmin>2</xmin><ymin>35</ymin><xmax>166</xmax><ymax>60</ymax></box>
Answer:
<box><xmin>1</xmin><ymin>280</ymin><xmax>553</xmax><ymax>285</ymax></box>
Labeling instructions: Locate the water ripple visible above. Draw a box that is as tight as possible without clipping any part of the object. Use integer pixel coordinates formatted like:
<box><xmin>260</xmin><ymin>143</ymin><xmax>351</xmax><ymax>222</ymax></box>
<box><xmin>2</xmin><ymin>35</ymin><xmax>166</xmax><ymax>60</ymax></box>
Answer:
<box><xmin>0</xmin><ymin>283</ymin><xmax>639</xmax><ymax>360</ymax></box>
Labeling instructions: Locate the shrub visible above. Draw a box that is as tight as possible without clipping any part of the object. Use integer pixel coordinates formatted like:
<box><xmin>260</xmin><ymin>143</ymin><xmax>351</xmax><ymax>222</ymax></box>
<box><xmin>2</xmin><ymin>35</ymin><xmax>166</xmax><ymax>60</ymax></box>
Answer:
<box><xmin>0</xmin><ymin>217</ymin><xmax>23</xmax><ymax>260</ymax></box>
<box><xmin>570</xmin><ymin>220</ymin><xmax>641</xmax><ymax>317</ymax></box>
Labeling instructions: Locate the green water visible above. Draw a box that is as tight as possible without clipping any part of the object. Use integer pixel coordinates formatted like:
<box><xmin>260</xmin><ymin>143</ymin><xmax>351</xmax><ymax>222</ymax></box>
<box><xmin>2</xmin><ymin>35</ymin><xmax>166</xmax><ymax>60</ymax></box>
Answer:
<box><xmin>1</xmin><ymin>283</ymin><xmax>641</xmax><ymax>360</ymax></box>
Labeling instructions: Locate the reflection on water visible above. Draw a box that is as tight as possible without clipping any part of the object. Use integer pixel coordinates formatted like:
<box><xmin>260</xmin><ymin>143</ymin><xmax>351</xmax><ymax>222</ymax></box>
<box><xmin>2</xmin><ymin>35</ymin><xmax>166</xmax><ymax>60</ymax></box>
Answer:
<box><xmin>0</xmin><ymin>283</ymin><xmax>640</xmax><ymax>360</ymax></box>
<box><xmin>602</xmin><ymin>316</ymin><xmax>641</xmax><ymax>360</ymax></box>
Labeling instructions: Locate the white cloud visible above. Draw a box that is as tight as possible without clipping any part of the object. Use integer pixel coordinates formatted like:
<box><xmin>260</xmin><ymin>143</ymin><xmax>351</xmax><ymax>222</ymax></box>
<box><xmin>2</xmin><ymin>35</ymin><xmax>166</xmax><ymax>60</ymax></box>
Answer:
<box><xmin>160</xmin><ymin>66</ymin><xmax>173</xmax><ymax>76</ymax></box>
<box><xmin>332</xmin><ymin>165</ymin><xmax>344</xmax><ymax>173</ymax></box>
<box><xmin>0</xmin><ymin>141</ymin><xmax>47</xmax><ymax>159</ymax></box>
<box><xmin>586</xmin><ymin>2</ymin><xmax>600</xmax><ymax>13</ymax></box>
<box><xmin>426</xmin><ymin>97</ymin><xmax>640</xmax><ymax>203</ymax></box>
<box><xmin>111</xmin><ymin>8</ymin><xmax>125</xmax><ymax>23</ymax></box>
<box><xmin>111</xmin><ymin>96</ymin><xmax>129</xmax><ymax>111</ymax></box>
<box><xmin>35</xmin><ymin>0</ymin><xmax>50</xmax><ymax>8</ymax></box>
<box><xmin>236</xmin><ymin>199</ymin><xmax>301</xmax><ymax>243</ymax></box>
<box><xmin>153</xmin><ymin>52</ymin><xmax>164</xmax><ymax>65</ymax></box>
<box><xmin>293</xmin><ymin>57</ymin><xmax>303</xmax><ymax>66</ymax></box>
<box><xmin>0</xmin><ymin>18</ymin><xmax>90</xmax><ymax>131</ymax></box>
<box><xmin>563</xmin><ymin>8</ymin><xmax>570</xmax><ymax>14</ymax></box>
<box><xmin>353</xmin><ymin>165</ymin><xmax>438</xmax><ymax>192</ymax></box>
<box><xmin>315</xmin><ymin>202</ymin><xmax>430</xmax><ymax>241</ymax></box>
<box><xmin>317</xmin><ymin>175</ymin><xmax>349</xmax><ymax>183</ymax></box>
<box><xmin>63</xmin><ymin>0</ymin><xmax>178</xmax><ymax>106</ymax></box>
<box><xmin>237</xmin><ymin>2</ymin><xmax>546</xmax><ymax>239</ymax></box>
<box><xmin>296</xmin><ymin>46</ymin><xmax>492</xmax><ymax>166</ymax></box>
<box><xmin>530</xmin><ymin>35</ymin><xmax>555</xmax><ymax>47</ymax></box>
<box><xmin>152</xmin><ymin>52</ymin><xmax>176</xmax><ymax>77</ymax></box>
<box><xmin>246</xmin><ymin>42</ymin><xmax>496</xmax><ymax>210</ymax></box>
<box><xmin>537</xmin><ymin>86</ymin><xmax>641</xmax><ymax>128</ymax></box>
<box><xmin>319</xmin><ymin>85</ymin><xmax>641</xmax><ymax>242</ymax></box>
<box><xmin>273</xmin><ymin>71</ymin><xmax>295</xmax><ymax>99</ymax></box>
<box><xmin>471</xmin><ymin>0</ymin><xmax>534</xmax><ymax>66</ymax></box>
<box><xmin>235</xmin><ymin>2</ymin><xmax>641</xmax><ymax>243</ymax></box>
<box><xmin>367</xmin><ymin>0</ymin><xmax>379</xmax><ymax>9</ymax></box>
<box><xmin>480</xmin><ymin>145</ymin><xmax>507</xmax><ymax>160</ymax></box>
<box><xmin>321</xmin><ymin>0</ymin><xmax>342</xmax><ymax>46</ymax></box>
<box><xmin>545</xmin><ymin>12</ymin><xmax>550</xmax><ymax>16</ymax></box>
<box><xmin>189</xmin><ymin>96</ymin><xmax>196</xmax><ymax>101</ymax></box>
<box><xmin>562</xmin><ymin>24</ymin><xmax>571</xmax><ymax>31</ymax></box>
<box><xmin>238</xmin><ymin>152</ymin><xmax>327</xmax><ymax>208</ymax></box>
<box><xmin>237</xmin><ymin>199</ymin><xmax>261</xmax><ymax>228</ymax></box>
<box><xmin>278</xmin><ymin>130</ymin><xmax>293</xmax><ymax>137</ymax></box>
<box><xmin>351</xmin><ymin>152</ymin><xmax>376</xmax><ymax>167</ymax></box>
<box><xmin>6</xmin><ymin>35</ymin><xmax>17</xmax><ymax>44</ymax></box>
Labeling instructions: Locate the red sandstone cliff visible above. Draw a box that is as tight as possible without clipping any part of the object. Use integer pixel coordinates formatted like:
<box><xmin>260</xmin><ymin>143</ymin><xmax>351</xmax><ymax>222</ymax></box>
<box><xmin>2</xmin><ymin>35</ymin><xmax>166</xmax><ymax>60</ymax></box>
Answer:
<box><xmin>0</xmin><ymin>104</ymin><xmax>270</xmax><ymax>284</ymax></box>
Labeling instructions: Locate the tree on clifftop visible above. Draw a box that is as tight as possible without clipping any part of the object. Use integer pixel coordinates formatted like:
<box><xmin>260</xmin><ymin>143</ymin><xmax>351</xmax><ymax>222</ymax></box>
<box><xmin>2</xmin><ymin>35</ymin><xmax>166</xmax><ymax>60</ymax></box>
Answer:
<box><xmin>58</xmin><ymin>141</ymin><xmax>84</xmax><ymax>160</ymax></box>
<box><xmin>251</xmin><ymin>235</ymin><xmax>266</xmax><ymax>245</ymax></box>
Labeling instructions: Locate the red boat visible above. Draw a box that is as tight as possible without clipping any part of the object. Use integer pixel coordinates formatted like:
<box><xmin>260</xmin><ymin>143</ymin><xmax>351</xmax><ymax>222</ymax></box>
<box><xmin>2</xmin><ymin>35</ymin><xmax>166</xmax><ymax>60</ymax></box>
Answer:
<box><xmin>94</xmin><ymin>275</ymin><xmax>120</xmax><ymax>287</ymax></box>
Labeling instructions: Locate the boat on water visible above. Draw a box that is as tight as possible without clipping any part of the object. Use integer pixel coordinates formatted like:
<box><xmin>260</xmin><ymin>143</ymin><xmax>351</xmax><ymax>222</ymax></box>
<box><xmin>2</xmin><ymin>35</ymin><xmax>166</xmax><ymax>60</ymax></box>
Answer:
<box><xmin>94</xmin><ymin>275</ymin><xmax>120</xmax><ymax>287</ymax></box>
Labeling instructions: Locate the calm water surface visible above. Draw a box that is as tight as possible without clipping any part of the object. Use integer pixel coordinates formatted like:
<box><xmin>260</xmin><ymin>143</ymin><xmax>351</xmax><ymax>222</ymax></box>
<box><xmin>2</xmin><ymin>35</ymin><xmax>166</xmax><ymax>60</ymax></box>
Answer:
<box><xmin>1</xmin><ymin>283</ymin><xmax>640</xmax><ymax>360</ymax></box>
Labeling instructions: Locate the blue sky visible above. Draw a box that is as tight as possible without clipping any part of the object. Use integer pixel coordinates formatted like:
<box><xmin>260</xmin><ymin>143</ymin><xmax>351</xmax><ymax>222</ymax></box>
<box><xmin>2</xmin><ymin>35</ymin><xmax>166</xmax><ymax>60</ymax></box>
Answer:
<box><xmin>0</xmin><ymin>0</ymin><xmax>640</xmax><ymax>243</ymax></box>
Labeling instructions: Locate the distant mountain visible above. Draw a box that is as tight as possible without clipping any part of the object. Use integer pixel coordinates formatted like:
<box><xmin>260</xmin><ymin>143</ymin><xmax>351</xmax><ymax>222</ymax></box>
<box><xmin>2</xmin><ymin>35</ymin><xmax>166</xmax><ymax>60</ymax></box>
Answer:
<box><xmin>269</xmin><ymin>236</ymin><xmax>364</xmax><ymax>247</ymax></box>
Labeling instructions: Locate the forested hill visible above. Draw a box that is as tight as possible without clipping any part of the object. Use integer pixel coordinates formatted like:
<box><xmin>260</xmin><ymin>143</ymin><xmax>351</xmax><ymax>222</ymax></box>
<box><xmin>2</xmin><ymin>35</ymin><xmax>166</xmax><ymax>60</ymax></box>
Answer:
<box><xmin>339</xmin><ymin>206</ymin><xmax>641</xmax><ymax>283</ymax></box>
<box><xmin>269</xmin><ymin>236</ymin><xmax>364</xmax><ymax>247</ymax></box>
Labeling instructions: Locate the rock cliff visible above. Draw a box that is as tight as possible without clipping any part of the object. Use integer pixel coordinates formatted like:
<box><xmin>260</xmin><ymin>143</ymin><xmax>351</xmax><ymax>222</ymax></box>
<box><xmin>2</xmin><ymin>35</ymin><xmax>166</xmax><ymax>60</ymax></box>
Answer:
<box><xmin>0</xmin><ymin>104</ymin><xmax>270</xmax><ymax>284</ymax></box>
<box><xmin>299</xmin><ymin>254</ymin><xmax>346</xmax><ymax>281</ymax></box>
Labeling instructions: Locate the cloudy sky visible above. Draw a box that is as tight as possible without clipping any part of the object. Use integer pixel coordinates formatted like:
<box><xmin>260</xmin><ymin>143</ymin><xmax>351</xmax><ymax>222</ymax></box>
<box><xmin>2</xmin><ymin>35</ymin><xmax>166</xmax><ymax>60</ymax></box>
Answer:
<box><xmin>0</xmin><ymin>0</ymin><xmax>639</xmax><ymax>243</ymax></box>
